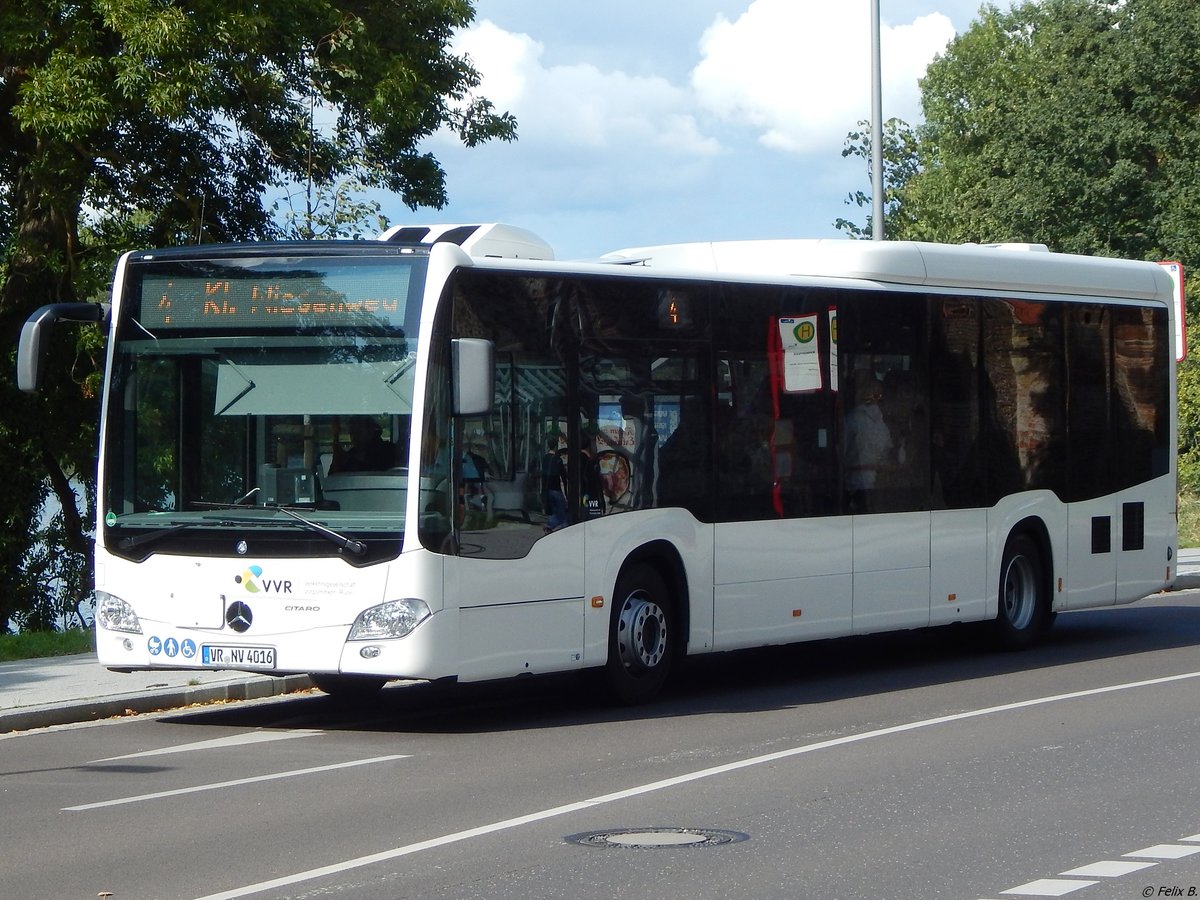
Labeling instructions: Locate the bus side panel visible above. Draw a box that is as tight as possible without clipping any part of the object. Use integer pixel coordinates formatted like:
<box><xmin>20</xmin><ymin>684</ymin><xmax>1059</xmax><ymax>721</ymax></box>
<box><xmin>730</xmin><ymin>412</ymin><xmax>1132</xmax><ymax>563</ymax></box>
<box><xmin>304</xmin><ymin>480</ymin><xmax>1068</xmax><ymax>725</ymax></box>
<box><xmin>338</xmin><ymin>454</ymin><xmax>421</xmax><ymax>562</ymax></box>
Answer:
<box><xmin>714</xmin><ymin>576</ymin><xmax>853</xmax><ymax>649</ymax></box>
<box><xmin>1064</xmin><ymin>481</ymin><xmax>1173</xmax><ymax>611</ymax></box>
<box><xmin>1066</xmin><ymin>496</ymin><xmax>1118</xmax><ymax>608</ymax></box>
<box><xmin>929</xmin><ymin>509</ymin><xmax>988</xmax><ymax>626</ymax></box>
<box><xmin>851</xmin><ymin>511</ymin><xmax>931</xmax><ymax>634</ymax></box>
<box><xmin>713</xmin><ymin>517</ymin><xmax>853</xmax><ymax>650</ymax></box>
<box><xmin>1115</xmin><ymin>476</ymin><xmax>1175</xmax><ymax>605</ymax></box>
<box><xmin>450</xmin><ymin>526</ymin><xmax>585</xmax><ymax>682</ymax></box>
<box><xmin>457</xmin><ymin>598</ymin><xmax>585</xmax><ymax>682</ymax></box>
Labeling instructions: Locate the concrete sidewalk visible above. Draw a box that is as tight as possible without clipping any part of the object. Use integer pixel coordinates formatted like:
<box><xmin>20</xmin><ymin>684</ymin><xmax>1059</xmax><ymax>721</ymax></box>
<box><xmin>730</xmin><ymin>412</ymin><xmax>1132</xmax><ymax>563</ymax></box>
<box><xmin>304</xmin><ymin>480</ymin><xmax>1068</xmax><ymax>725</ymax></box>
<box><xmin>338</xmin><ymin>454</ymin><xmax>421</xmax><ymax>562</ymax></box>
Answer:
<box><xmin>1179</xmin><ymin>547</ymin><xmax>1200</xmax><ymax>591</ymax></box>
<box><xmin>0</xmin><ymin>654</ymin><xmax>312</xmax><ymax>734</ymax></box>
<box><xmin>3</xmin><ymin>549</ymin><xmax>1200</xmax><ymax>735</ymax></box>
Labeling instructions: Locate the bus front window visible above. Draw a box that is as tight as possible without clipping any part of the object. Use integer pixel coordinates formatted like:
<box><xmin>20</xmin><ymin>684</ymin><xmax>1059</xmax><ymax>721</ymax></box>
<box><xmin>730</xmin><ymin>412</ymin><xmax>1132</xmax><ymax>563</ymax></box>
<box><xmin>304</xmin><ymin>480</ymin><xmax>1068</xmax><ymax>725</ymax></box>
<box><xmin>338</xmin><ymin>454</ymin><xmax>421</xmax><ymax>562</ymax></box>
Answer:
<box><xmin>102</xmin><ymin>250</ymin><xmax>426</xmax><ymax>559</ymax></box>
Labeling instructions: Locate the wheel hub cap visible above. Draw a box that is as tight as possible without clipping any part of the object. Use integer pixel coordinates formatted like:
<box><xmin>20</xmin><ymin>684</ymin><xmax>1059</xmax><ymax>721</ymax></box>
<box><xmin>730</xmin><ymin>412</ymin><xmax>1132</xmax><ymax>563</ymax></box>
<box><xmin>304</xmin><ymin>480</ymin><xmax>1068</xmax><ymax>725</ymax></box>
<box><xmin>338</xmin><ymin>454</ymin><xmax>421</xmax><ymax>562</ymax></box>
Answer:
<box><xmin>617</xmin><ymin>593</ymin><xmax>667</xmax><ymax>671</ymax></box>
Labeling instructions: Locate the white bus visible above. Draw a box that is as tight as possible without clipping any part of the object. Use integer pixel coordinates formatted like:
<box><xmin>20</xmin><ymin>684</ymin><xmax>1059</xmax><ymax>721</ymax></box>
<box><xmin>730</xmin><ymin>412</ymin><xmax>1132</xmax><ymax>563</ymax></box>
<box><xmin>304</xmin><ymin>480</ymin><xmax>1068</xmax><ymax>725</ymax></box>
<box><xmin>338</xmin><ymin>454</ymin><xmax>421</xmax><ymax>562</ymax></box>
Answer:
<box><xmin>18</xmin><ymin>226</ymin><xmax>1179</xmax><ymax>702</ymax></box>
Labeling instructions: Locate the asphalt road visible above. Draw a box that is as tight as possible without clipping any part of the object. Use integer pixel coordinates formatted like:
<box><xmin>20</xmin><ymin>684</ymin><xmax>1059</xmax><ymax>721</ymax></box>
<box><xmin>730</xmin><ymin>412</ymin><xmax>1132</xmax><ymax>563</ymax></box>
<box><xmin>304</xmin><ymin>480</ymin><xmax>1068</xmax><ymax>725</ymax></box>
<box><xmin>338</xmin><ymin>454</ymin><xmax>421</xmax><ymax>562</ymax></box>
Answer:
<box><xmin>5</xmin><ymin>590</ymin><xmax>1200</xmax><ymax>900</ymax></box>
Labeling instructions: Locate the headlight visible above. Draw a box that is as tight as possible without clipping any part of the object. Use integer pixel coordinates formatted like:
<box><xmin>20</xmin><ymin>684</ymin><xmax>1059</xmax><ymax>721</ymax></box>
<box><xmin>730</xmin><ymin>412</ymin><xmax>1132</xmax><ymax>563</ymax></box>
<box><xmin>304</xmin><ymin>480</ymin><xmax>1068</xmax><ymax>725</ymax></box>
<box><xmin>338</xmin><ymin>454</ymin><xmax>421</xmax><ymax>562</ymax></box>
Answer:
<box><xmin>96</xmin><ymin>591</ymin><xmax>142</xmax><ymax>634</ymax></box>
<box><xmin>348</xmin><ymin>599</ymin><xmax>431</xmax><ymax>640</ymax></box>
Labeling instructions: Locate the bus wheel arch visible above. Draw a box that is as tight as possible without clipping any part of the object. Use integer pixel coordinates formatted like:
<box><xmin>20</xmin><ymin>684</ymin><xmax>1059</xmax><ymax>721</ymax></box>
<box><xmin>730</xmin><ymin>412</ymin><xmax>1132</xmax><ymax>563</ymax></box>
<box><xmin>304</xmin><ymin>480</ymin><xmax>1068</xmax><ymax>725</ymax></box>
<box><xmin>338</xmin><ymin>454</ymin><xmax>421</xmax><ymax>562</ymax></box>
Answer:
<box><xmin>994</xmin><ymin>519</ymin><xmax>1053</xmax><ymax>649</ymax></box>
<box><xmin>604</xmin><ymin>542</ymin><xmax>688</xmax><ymax>704</ymax></box>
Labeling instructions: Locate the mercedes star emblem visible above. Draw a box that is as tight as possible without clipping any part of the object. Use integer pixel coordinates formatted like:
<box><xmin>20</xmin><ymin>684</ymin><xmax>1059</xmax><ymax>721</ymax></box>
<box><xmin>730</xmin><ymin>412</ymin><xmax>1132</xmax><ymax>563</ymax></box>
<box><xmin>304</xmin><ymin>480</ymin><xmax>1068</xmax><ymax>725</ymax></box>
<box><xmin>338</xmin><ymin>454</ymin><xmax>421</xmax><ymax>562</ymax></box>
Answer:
<box><xmin>225</xmin><ymin>601</ymin><xmax>253</xmax><ymax>633</ymax></box>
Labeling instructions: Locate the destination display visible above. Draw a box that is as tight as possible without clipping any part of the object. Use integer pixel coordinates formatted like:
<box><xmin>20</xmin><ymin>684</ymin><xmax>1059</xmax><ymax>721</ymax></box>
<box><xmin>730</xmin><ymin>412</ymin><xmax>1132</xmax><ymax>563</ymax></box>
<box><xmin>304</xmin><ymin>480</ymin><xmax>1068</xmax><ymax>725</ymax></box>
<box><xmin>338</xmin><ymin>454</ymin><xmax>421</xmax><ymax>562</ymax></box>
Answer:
<box><xmin>134</xmin><ymin>258</ymin><xmax>420</xmax><ymax>330</ymax></box>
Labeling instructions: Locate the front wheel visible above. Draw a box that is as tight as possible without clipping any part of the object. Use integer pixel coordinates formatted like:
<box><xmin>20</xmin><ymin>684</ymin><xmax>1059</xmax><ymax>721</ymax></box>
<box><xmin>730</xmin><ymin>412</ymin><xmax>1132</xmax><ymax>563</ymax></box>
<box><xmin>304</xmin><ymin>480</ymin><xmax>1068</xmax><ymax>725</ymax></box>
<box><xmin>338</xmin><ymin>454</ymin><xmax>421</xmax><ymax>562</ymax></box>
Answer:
<box><xmin>605</xmin><ymin>564</ymin><xmax>675</xmax><ymax>704</ymax></box>
<box><xmin>994</xmin><ymin>533</ymin><xmax>1049</xmax><ymax>650</ymax></box>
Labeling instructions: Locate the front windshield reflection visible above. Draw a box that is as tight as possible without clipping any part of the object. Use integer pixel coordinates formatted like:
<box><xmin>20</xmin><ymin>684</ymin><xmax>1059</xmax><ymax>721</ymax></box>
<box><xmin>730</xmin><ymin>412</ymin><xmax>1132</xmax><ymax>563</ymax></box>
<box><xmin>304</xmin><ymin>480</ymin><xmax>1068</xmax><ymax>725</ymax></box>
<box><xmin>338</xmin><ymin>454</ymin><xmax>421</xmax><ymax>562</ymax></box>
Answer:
<box><xmin>104</xmin><ymin>333</ymin><xmax>420</xmax><ymax>540</ymax></box>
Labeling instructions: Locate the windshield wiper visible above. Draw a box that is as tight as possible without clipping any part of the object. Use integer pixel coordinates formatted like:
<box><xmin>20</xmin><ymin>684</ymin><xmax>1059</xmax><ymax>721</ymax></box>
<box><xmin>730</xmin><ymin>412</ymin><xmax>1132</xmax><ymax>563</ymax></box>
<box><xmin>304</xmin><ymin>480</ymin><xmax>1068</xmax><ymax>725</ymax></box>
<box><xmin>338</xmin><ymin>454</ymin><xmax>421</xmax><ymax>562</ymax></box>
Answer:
<box><xmin>208</xmin><ymin>505</ymin><xmax>369</xmax><ymax>557</ymax></box>
<box><xmin>273</xmin><ymin>505</ymin><xmax>368</xmax><ymax>557</ymax></box>
<box><xmin>113</xmin><ymin>521</ymin><xmax>198</xmax><ymax>551</ymax></box>
<box><xmin>114</xmin><ymin>499</ymin><xmax>368</xmax><ymax>557</ymax></box>
<box><xmin>191</xmin><ymin>487</ymin><xmax>259</xmax><ymax>509</ymax></box>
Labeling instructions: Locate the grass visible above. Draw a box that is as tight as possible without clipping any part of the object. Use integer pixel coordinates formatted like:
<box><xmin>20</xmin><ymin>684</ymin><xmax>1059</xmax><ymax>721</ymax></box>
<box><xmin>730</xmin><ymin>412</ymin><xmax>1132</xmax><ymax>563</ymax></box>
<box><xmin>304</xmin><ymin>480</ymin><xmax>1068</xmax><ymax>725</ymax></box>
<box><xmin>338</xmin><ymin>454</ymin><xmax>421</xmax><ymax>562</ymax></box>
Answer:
<box><xmin>1180</xmin><ymin>492</ymin><xmax>1200</xmax><ymax>549</ymax></box>
<box><xmin>0</xmin><ymin>628</ymin><xmax>94</xmax><ymax>662</ymax></box>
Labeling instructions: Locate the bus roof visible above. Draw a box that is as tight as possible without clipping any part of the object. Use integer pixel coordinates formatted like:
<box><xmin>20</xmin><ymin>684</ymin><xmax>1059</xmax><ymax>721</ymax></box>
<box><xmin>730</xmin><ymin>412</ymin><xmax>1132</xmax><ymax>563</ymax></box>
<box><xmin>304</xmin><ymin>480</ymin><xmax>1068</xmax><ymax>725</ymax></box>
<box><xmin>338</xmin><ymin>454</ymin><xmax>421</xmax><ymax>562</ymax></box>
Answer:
<box><xmin>600</xmin><ymin>238</ymin><xmax>1173</xmax><ymax>302</ymax></box>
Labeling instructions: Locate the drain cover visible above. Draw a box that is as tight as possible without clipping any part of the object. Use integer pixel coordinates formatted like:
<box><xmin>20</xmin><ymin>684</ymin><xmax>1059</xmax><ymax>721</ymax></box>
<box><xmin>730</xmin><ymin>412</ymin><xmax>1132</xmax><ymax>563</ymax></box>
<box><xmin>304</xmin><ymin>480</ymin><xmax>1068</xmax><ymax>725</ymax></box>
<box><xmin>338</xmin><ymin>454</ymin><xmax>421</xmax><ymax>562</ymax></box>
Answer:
<box><xmin>565</xmin><ymin>827</ymin><xmax>749</xmax><ymax>849</ymax></box>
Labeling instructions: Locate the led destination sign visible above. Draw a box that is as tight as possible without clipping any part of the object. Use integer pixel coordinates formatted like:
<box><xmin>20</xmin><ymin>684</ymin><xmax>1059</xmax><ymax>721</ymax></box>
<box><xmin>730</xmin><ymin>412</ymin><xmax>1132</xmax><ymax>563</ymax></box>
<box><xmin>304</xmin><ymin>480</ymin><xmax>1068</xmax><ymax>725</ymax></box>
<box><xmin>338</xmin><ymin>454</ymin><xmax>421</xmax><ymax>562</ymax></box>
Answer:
<box><xmin>134</xmin><ymin>258</ymin><xmax>420</xmax><ymax>331</ymax></box>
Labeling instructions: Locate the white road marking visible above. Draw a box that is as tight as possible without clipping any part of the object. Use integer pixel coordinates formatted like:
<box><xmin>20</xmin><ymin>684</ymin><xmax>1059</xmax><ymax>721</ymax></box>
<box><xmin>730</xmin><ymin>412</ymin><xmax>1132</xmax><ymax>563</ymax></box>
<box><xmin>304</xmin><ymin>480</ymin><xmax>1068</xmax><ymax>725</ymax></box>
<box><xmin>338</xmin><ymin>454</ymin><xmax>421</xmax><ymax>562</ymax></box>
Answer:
<box><xmin>1001</xmin><ymin>879</ymin><xmax>1097</xmax><ymax>896</ymax></box>
<box><xmin>1059</xmin><ymin>860</ymin><xmax>1156</xmax><ymax>878</ymax></box>
<box><xmin>93</xmin><ymin>729</ymin><xmax>322</xmax><ymax>762</ymax></box>
<box><xmin>63</xmin><ymin>754</ymin><xmax>409</xmax><ymax>811</ymax></box>
<box><xmin>1125</xmin><ymin>843</ymin><xmax>1200</xmax><ymax>859</ymax></box>
<box><xmin>1183</xmin><ymin>833</ymin><xmax>1200</xmax><ymax>842</ymax></box>
<box><xmin>192</xmin><ymin>668</ymin><xmax>1200</xmax><ymax>900</ymax></box>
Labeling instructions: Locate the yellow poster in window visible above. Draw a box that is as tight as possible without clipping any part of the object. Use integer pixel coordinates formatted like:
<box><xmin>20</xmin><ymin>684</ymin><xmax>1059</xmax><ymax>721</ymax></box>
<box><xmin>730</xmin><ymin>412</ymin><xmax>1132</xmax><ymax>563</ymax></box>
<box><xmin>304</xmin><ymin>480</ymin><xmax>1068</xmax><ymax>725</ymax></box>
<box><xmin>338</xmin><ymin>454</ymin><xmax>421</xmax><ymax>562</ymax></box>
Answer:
<box><xmin>778</xmin><ymin>315</ymin><xmax>821</xmax><ymax>393</ymax></box>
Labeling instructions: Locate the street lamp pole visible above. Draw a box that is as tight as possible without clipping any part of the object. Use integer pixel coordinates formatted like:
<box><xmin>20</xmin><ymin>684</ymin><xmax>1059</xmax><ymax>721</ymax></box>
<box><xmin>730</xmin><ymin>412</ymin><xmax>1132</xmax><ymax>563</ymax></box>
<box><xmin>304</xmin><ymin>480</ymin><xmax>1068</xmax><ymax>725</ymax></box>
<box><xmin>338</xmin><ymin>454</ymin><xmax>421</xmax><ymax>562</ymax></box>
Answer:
<box><xmin>871</xmin><ymin>0</ymin><xmax>885</xmax><ymax>240</ymax></box>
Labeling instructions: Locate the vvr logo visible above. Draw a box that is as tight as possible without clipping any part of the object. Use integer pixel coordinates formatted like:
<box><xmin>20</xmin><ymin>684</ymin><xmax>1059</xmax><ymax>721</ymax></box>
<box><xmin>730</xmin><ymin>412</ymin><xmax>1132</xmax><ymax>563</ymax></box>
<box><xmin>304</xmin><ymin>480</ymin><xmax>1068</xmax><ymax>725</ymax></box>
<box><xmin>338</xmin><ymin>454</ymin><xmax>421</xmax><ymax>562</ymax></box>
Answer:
<box><xmin>235</xmin><ymin>565</ymin><xmax>292</xmax><ymax>594</ymax></box>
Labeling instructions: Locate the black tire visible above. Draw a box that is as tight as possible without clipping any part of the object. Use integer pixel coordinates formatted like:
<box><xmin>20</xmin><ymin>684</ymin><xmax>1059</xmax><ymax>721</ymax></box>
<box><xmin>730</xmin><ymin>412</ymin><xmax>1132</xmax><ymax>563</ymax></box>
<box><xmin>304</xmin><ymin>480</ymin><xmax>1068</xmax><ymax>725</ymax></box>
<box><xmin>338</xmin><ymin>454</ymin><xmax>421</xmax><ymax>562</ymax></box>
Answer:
<box><xmin>604</xmin><ymin>563</ymin><xmax>675</xmax><ymax>704</ymax></box>
<box><xmin>994</xmin><ymin>533</ymin><xmax>1049</xmax><ymax>650</ymax></box>
<box><xmin>310</xmin><ymin>673</ymin><xmax>388</xmax><ymax>701</ymax></box>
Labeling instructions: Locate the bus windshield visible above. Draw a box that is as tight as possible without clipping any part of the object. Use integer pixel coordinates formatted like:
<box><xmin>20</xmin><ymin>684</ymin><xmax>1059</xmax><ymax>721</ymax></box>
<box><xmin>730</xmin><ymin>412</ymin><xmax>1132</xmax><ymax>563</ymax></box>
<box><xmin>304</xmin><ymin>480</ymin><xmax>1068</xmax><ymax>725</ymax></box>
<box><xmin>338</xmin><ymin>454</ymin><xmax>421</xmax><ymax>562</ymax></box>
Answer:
<box><xmin>101</xmin><ymin>249</ymin><xmax>428</xmax><ymax>558</ymax></box>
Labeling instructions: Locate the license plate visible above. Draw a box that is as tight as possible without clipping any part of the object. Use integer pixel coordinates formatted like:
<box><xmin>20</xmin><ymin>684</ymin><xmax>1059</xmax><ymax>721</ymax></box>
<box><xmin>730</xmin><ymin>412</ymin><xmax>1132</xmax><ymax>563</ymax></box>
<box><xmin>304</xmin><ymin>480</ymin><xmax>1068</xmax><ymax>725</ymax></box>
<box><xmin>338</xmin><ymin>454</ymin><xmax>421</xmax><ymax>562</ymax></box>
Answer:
<box><xmin>201</xmin><ymin>644</ymin><xmax>276</xmax><ymax>669</ymax></box>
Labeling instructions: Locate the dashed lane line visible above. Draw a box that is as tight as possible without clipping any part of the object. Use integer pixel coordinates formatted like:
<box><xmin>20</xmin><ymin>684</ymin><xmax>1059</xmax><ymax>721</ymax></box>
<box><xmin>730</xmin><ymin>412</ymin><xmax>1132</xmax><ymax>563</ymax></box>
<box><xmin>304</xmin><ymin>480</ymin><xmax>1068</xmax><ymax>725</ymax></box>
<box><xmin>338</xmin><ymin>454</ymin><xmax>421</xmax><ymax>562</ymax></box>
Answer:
<box><xmin>63</xmin><ymin>754</ymin><xmax>410</xmax><ymax>811</ymax></box>
<box><xmin>92</xmin><ymin>728</ymin><xmax>323</xmax><ymax>762</ymax></box>
<box><xmin>1000</xmin><ymin>879</ymin><xmax>1098</xmax><ymax>897</ymax></box>
<box><xmin>981</xmin><ymin>832</ymin><xmax>1200</xmax><ymax>898</ymax></box>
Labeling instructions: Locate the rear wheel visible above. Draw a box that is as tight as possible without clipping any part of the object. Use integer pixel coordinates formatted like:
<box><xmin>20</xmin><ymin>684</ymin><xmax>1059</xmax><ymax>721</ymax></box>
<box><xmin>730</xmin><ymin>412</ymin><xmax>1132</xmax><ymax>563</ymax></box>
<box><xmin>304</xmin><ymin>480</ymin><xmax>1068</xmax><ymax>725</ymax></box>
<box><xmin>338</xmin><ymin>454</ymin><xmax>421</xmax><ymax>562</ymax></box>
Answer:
<box><xmin>310</xmin><ymin>673</ymin><xmax>388</xmax><ymax>701</ymax></box>
<box><xmin>605</xmin><ymin>564</ymin><xmax>675</xmax><ymax>704</ymax></box>
<box><xmin>994</xmin><ymin>533</ymin><xmax>1048</xmax><ymax>649</ymax></box>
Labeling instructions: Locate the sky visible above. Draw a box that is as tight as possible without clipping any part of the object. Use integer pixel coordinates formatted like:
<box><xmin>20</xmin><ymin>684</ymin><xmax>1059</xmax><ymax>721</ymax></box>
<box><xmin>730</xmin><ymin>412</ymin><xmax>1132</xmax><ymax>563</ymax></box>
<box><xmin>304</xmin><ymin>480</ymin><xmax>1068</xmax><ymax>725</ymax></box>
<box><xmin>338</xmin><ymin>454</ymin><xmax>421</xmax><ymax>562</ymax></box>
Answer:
<box><xmin>380</xmin><ymin>1</ymin><xmax>1007</xmax><ymax>260</ymax></box>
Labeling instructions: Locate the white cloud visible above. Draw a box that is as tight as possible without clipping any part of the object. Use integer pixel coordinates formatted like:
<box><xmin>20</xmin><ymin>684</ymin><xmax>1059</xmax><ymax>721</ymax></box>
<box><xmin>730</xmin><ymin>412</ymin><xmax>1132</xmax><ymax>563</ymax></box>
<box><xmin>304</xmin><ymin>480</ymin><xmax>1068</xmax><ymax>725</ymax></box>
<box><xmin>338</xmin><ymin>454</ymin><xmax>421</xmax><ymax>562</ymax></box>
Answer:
<box><xmin>691</xmin><ymin>1</ymin><xmax>955</xmax><ymax>154</ymax></box>
<box><xmin>455</xmin><ymin>20</ymin><xmax>720</xmax><ymax>156</ymax></box>
<box><xmin>452</xmin><ymin>20</ymin><xmax>535</xmax><ymax>110</ymax></box>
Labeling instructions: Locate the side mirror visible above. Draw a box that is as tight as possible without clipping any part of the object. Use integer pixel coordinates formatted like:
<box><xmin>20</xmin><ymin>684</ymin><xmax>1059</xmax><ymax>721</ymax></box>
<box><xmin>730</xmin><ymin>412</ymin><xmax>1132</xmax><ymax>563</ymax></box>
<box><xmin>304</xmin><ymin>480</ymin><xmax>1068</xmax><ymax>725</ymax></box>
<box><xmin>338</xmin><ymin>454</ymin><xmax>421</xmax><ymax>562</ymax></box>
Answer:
<box><xmin>17</xmin><ymin>303</ymin><xmax>104</xmax><ymax>392</ymax></box>
<box><xmin>451</xmin><ymin>338</ymin><xmax>494</xmax><ymax>416</ymax></box>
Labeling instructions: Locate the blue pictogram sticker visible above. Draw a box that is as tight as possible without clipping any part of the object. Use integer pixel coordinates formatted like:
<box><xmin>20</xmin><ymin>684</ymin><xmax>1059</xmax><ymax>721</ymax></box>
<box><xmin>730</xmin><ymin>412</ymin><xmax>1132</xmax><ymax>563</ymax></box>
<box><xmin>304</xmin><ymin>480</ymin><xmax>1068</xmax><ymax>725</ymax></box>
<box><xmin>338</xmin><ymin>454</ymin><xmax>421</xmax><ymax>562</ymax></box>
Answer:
<box><xmin>181</xmin><ymin>639</ymin><xmax>197</xmax><ymax>659</ymax></box>
<box><xmin>148</xmin><ymin>636</ymin><xmax>162</xmax><ymax>655</ymax></box>
<box><xmin>164</xmin><ymin>637</ymin><xmax>179</xmax><ymax>658</ymax></box>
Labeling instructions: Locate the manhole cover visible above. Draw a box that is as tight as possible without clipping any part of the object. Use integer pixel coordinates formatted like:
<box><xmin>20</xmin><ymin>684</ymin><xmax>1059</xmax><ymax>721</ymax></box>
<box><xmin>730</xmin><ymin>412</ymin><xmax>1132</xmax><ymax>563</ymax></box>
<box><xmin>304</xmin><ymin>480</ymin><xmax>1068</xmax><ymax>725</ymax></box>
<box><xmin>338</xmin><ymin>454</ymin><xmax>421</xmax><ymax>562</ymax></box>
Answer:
<box><xmin>565</xmin><ymin>827</ymin><xmax>749</xmax><ymax>849</ymax></box>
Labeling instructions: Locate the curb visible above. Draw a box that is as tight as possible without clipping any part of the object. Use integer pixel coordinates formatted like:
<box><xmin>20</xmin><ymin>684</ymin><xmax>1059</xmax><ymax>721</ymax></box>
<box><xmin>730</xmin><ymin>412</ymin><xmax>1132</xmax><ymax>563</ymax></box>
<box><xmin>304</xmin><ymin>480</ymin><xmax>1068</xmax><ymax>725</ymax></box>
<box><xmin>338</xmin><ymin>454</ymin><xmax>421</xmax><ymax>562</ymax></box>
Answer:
<box><xmin>0</xmin><ymin>674</ymin><xmax>313</xmax><ymax>735</ymax></box>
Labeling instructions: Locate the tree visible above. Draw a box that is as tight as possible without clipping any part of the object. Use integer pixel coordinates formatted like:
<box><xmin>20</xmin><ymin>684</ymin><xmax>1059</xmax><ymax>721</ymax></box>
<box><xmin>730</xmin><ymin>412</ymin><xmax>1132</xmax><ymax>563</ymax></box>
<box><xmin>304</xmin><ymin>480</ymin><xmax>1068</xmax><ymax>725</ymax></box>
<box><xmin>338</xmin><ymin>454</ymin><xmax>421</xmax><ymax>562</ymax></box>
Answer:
<box><xmin>903</xmin><ymin>0</ymin><xmax>1200</xmax><ymax>268</ymax></box>
<box><xmin>273</xmin><ymin>174</ymin><xmax>391</xmax><ymax>240</ymax></box>
<box><xmin>0</xmin><ymin>0</ymin><xmax>515</xmax><ymax>631</ymax></box>
<box><xmin>835</xmin><ymin>117</ymin><xmax>921</xmax><ymax>240</ymax></box>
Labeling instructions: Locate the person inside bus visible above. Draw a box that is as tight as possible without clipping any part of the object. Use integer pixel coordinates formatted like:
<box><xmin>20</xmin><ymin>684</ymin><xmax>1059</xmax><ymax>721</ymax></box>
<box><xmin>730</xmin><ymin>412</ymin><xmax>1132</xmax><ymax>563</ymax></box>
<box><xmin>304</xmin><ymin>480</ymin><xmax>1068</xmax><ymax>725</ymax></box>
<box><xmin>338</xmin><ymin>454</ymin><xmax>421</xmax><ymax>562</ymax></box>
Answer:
<box><xmin>462</xmin><ymin>442</ymin><xmax>493</xmax><ymax>516</ymax></box>
<box><xmin>330</xmin><ymin>416</ymin><xmax>395</xmax><ymax>473</ymax></box>
<box><xmin>541</xmin><ymin>434</ymin><xmax>568</xmax><ymax>532</ymax></box>
<box><xmin>881</xmin><ymin>369</ymin><xmax>928</xmax><ymax>508</ymax></box>
<box><xmin>844</xmin><ymin>376</ymin><xmax>893</xmax><ymax>512</ymax></box>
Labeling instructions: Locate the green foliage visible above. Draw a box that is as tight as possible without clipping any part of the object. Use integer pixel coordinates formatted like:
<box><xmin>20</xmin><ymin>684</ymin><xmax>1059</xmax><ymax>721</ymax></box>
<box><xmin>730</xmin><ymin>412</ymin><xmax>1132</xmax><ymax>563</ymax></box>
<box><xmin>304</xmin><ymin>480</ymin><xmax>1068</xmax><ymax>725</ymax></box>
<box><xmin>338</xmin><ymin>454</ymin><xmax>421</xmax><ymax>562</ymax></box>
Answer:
<box><xmin>1177</xmin><ymin>301</ymin><xmax>1200</xmax><ymax>492</ymax></box>
<box><xmin>0</xmin><ymin>628</ymin><xmax>93</xmax><ymax>662</ymax></box>
<box><xmin>1178</xmin><ymin>492</ymin><xmax>1200</xmax><ymax>548</ymax></box>
<box><xmin>0</xmin><ymin>0</ymin><xmax>515</xmax><ymax>631</ymax></box>
<box><xmin>273</xmin><ymin>165</ymin><xmax>393</xmax><ymax>240</ymax></box>
<box><xmin>834</xmin><ymin>117</ymin><xmax>921</xmax><ymax>239</ymax></box>
<box><xmin>902</xmin><ymin>0</ymin><xmax>1200</xmax><ymax>268</ymax></box>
